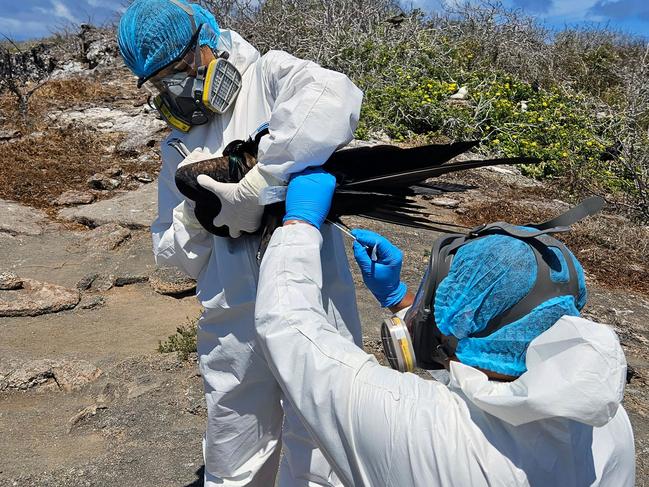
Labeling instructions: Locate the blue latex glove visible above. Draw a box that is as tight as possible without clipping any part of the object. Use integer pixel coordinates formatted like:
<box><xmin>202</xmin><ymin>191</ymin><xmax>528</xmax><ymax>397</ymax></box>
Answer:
<box><xmin>351</xmin><ymin>229</ymin><xmax>407</xmax><ymax>308</ymax></box>
<box><xmin>283</xmin><ymin>167</ymin><xmax>336</xmax><ymax>229</ymax></box>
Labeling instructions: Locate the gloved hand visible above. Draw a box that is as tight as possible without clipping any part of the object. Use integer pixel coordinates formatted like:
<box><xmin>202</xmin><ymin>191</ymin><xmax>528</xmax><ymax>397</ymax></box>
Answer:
<box><xmin>197</xmin><ymin>165</ymin><xmax>282</xmax><ymax>238</ymax></box>
<box><xmin>351</xmin><ymin>229</ymin><xmax>407</xmax><ymax>308</ymax></box>
<box><xmin>283</xmin><ymin>167</ymin><xmax>336</xmax><ymax>229</ymax></box>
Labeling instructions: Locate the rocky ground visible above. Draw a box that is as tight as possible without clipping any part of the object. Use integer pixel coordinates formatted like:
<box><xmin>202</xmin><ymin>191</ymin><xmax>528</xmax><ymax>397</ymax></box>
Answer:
<box><xmin>0</xmin><ymin>26</ymin><xmax>647</xmax><ymax>487</ymax></box>
<box><xmin>1</xmin><ymin>164</ymin><xmax>647</xmax><ymax>486</ymax></box>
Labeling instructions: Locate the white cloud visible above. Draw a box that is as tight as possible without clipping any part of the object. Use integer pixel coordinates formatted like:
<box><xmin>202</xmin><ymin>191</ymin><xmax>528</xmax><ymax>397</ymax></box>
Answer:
<box><xmin>0</xmin><ymin>16</ymin><xmax>50</xmax><ymax>38</ymax></box>
<box><xmin>51</xmin><ymin>0</ymin><xmax>79</xmax><ymax>23</ymax></box>
<box><xmin>546</xmin><ymin>0</ymin><xmax>600</xmax><ymax>20</ymax></box>
<box><xmin>33</xmin><ymin>0</ymin><xmax>80</xmax><ymax>24</ymax></box>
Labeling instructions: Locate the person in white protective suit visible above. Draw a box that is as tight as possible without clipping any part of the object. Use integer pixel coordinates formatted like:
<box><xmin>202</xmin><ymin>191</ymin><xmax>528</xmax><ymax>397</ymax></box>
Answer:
<box><xmin>255</xmin><ymin>168</ymin><xmax>636</xmax><ymax>487</ymax></box>
<box><xmin>117</xmin><ymin>1</ymin><xmax>363</xmax><ymax>485</ymax></box>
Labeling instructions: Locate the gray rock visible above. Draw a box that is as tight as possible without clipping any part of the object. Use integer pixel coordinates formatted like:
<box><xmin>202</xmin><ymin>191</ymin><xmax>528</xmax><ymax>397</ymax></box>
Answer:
<box><xmin>133</xmin><ymin>172</ymin><xmax>154</xmax><ymax>183</ymax></box>
<box><xmin>58</xmin><ymin>183</ymin><xmax>158</xmax><ymax>229</ymax></box>
<box><xmin>96</xmin><ymin>121</ymin><xmax>114</xmax><ymax>130</ymax></box>
<box><xmin>0</xmin><ymin>271</ymin><xmax>23</xmax><ymax>290</ymax></box>
<box><xmin>83</xmin><ymin>223</ymin><xmax>131</xmax><ymax>251</ymax></box>
<box><xmin>0</xmin><ymin>358</ymin><xmax>102</xmax><ymax>392</ymax></box>
<box><xmin>52</xmin><ymin>190</ymin><xmax>96</xmax><ymax>206</ymax></box>
<box><xmin>104</xmin><ymin>166</ymin><xmax>123</xmax><ymax>178</ymax></box>
<box><xmin>87</xmin><ymin>173</ymin><xmax>121</xmax><ymax>191</ymax></box>
<box><xmin>485</xmin><ymin>165</ymin><xmax>517</xmax><ymax>175</ymax></box>
<box><xmin>429</xmin><ymin>197</ymin><xmax>460</xmax><ymax>209</ymax></box>
<box><xmin>78</xmin><ymin>295</ymin><xmax>105</xmax><ymax>310</ymax></box>
<box><xmin>0</xmin><ymin>279</ymin><xmax>80</xmax><ymax>317</ymax></box>
<box><xmin>114</xmin><ymin>275</ymin><xmax>149</xmax><ymax>287</ymax></box>
<box><xmin>0</xmin><ymin>199</ymin><xmax>48</xmax><ymax>236</ymax></box>
<box><xmin>79</xmin><ymin>24</ymin><xmax>118</xmax><ymax>68</ymax></box>
<box><xmin>51</xmin><ymin>107</ymin><xmax>165</xmax><ymax>140</ymax></box>
<box><xmin>115</xmin><ymin>133</ymin><xmax>158</xmax><ymax>157</ymax></box>
<box><xmin>91</xmin><ymin>274</ymin><xmax>115</xmax><ymax>293</ymax></box>
<box><xmin>50</xmin><ymin>61</ymin><xmax>87</xmax><ymax>79</ymax></box>
<box><xmin>68</xmin><ymin>404</ymin><xmax>108</xmax><ymax>432</ymax></box>
<box><xmin>0</xmin><ymin>129</ymin><xmax>21</xmax><ymax>141</ymax></box>
<box><xmin>149</xmin><ymin>267</ymin><xmax>196</xmax><ymax>296</ymax></box>
<box><xmin>76</xmin><ymin>273</ymin><xmax>100</xmax><ymax>291</ymax></box>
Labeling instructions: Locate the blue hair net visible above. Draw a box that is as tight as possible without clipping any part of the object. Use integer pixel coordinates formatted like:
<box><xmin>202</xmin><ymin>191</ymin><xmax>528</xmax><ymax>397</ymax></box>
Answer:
<box><xmin>434</xmin><ymin>232</ymin><xmax>587</xmax><ymax>377</ymax></box>
<box><xmin>117</xmin><ymin>0</ymin><xmax>221</xmax><ymax>80</ymax></box>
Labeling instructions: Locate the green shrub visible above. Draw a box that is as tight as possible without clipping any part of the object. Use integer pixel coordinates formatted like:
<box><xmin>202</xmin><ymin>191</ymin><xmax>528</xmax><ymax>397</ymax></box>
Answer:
<box><xmin>202</xmin><ymin>0</ymin><xmax>649</xmax><ymax>220</ymax></box>
<box><xmin>356</xmin><ymin>56</ymin><xmax>630</xmax><ymax>206</ymax></box>
<box><xmin>158</xmin><ymin>315</ymin><xmax>199</xmax><ymax>361</ymax></box>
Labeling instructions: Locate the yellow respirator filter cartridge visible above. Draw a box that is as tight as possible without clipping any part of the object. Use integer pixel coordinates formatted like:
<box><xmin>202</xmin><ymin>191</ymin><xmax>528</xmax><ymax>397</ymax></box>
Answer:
<box><xmin>201</xmin><ymin>58</ymin><xmax>242</xmax><ymax>114</ymax></box>
<box><xmin>381</xmin><ymin>316</ymin><xmax>415</xmax><ymax>372</ymax></box>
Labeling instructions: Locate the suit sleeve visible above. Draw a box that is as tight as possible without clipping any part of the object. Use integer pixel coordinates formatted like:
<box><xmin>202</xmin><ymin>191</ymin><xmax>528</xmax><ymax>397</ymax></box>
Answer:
<box><xmin>150</xmin><ymin>137</ymin><xmax>213</xmax><ymax>279</ymax></box>
<box><xmin>255</xmin><ymin>224</ymin><xmax>400</xmax><ymax>486</ymax></box>
<box><xmin>256</xmin><ymin>50</ymin><xmax>363</xmax><ymax>182</ymax></box>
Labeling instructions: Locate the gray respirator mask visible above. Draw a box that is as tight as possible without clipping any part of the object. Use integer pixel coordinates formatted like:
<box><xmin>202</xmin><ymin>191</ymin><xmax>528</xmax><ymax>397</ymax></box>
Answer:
<box><xmin>140</xmin><ymin>0</ymin><xmax>242</xmax><ymax>132</ymax></box>
<box><xmin>381</xmin><ymin>197</ymin><xmax>604</xmax><ymax>373</ymax></box>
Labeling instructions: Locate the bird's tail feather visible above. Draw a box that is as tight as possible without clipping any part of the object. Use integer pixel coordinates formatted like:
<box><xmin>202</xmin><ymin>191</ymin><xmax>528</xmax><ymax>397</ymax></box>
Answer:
<box><xmin>343</xmin><ymin>157</ymin><xmax>537</xmax><ymax>189</ymax></box>
<box><xmin>324</xmin><ymin>140</ymin><xmax>480</xmax><ymax>183</ymax></box>
<box><xmin>329</xmin><ymin>154</ymin><xmax>540</xmax><ymax>231</ymax></box>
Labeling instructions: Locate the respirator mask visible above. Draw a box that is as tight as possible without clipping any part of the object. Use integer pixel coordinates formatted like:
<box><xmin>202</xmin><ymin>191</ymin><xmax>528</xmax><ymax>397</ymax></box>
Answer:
<box><xmin>138</xmin><ymin>0</ymin><xmax>242</xmax><ymax>132</ymax></box>
<box><xmin>381</xmin><ymin>197</ymin><xmax>604</xmax><ymax>373</ymax></box>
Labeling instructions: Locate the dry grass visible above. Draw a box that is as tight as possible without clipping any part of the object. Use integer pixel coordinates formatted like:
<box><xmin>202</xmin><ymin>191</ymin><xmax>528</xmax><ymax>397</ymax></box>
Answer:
<box><xmin>0</xmin><ymin>74</ymin><xmax>159</xmax><ymax>212</ymax></box>
<box><xmin>0</xmin><ymin>128</ymin><xmax>159</xmax><ymax>211</ymax></box>
<box><xmin>458</xmin><ymin>199</ymin><xmax>649</xmax><ymax>295</ymax></box>
<box><xmin>0</xmin><ymin>78</ymin><xmax>125</xmax><ymax>123</ymax></box>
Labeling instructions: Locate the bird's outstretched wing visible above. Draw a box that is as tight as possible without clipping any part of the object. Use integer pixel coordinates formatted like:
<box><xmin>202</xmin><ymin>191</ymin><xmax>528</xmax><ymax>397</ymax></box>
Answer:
<box><xmin>173</xmin><ymin>139</ymin><xmax>541</xmax><ymax>248</ymax></box>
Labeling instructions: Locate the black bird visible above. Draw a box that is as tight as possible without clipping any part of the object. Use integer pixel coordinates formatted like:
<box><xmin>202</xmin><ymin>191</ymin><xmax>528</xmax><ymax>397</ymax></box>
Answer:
<box><xmin>385</xmin><ymin>12</ymin><xmax>407</xmax><ymax>25</ymax></box>
<box><xmin>173</xmin><ymin>137</ymin><xmax>539</xmax><ymax>259</ymax></box>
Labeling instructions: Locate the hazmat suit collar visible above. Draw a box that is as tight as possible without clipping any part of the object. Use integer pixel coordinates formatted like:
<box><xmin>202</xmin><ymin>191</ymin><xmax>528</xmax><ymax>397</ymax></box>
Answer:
<box><xmin>218</xmin><ymin>29</ymin><xmax>259</xmax><ymax>75</ymax></box>
<box><xmin>447</xmin><ymin>316</ymin><xmax>627</xmax><ymax>427</ymax></box>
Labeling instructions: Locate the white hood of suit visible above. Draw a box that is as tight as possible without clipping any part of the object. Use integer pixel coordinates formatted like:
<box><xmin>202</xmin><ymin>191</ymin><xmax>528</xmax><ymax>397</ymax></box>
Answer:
<box><xmin>449</xmin><ymin>315</ymin><xmax>627</xmax><ymax>427</ymax></box>
<box><xmin>217</xmin><ymin>29</ymin><xmax>260</xmax><ymax>76</ymax></box>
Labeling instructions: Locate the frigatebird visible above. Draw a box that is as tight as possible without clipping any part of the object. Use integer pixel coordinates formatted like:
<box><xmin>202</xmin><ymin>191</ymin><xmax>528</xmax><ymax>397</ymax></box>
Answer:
<box><xmin>171</xmin><ymin>135</ymin><xmax>539</xmax><ymax>259</ymax></box>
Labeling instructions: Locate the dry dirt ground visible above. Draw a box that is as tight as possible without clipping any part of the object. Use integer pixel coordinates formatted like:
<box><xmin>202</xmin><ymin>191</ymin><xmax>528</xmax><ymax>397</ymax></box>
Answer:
<box><xmin>1</xmin><ymin>166</ymin><xmax>648</xmax><ymax>486</ymax></box>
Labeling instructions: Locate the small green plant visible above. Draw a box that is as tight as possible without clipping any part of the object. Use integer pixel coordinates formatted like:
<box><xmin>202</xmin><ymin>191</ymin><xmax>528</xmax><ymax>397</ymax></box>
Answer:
<box><xmin>158</xmin><ymin>314</ymin><xmax>199</xmax><ymax>361</ymax></box>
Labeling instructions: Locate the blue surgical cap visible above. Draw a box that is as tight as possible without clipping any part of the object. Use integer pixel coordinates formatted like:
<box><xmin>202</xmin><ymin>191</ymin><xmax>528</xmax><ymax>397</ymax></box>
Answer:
<box><xmin>434</xmin><ymin>232</ymin><xmax>587</xmax><ymax>377</ymax></box>
<box><xmin>117</xmin><ymin>0</ymin><xmax>221</xmax><ymax>80</ymax></box>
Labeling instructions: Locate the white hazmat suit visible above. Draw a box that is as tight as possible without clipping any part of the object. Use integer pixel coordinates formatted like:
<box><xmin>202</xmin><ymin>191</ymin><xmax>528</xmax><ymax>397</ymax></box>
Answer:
<box><xmin>255</xmin><ymin>223</ymin><xmax>636</xmax><ymax>487</ymax></box>
<box><xmin>151</xmin><ymin>30</ymin><xmax>363</xmax><ymax>486</ymax></box>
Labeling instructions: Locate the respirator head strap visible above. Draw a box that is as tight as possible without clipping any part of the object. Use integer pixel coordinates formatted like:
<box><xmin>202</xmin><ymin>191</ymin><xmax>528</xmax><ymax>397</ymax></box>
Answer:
<box><xmin>387</xmin><ymin>197</ymin><xmax>603</xmax><ymax>372</ymax></box>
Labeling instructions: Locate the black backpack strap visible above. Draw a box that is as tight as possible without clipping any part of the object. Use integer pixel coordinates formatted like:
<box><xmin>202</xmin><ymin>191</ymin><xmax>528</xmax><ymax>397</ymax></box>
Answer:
<box><xmin>468</xmin><ymin>222</ymin><xmax>572</xmax><ymax>239</ymax></box>
<box><xmin>529</xmin><ymin>196</ymin><xmax>604</xmax><ymax>230</ymax></box>
<box><xmin>468</xmin><ymin>196</ymin><xmax>604</xmax><ymax>241</ymax></box>
<box><xmin>470</xmin><ymin>235</ymin><xmax>580</xmax><ymax>338</ymax></box>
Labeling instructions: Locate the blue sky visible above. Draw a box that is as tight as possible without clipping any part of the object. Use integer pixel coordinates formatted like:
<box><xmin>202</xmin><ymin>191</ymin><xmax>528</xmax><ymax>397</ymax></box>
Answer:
<box><xmin>1</xmin><ymin>0</ymin><xmax>648</xmax><ymax>41</ymax></box>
